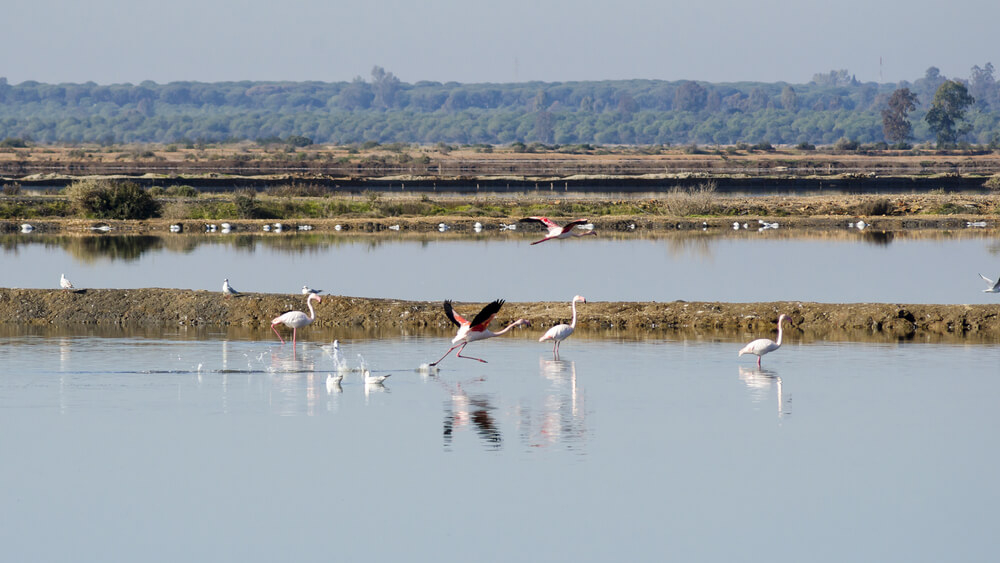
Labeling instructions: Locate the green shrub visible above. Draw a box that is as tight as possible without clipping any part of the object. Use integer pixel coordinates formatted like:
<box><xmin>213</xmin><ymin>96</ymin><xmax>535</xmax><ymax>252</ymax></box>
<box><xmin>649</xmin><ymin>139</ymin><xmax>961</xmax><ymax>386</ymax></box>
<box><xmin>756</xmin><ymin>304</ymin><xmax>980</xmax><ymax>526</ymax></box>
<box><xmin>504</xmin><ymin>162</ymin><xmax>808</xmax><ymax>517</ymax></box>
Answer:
<box><xmin>2</xmin><ymin>183</ymin><xmax>21</xmax><ymax>196</ymax></box>
<box><xmin>67</xmin><ymin>179</ymin><xmax>161</xmax><ymax>219</ymax></box>
<box><xmin>232</xmin><ymin>188</ymin><xmax>259</xmax><ymax>219</ymax></box>
<box><xmin>165</xmin><ymin>185</ymin><xmax>199</xmax><ymax>198</ymax></box>
<box><xmin>0</xmin><ymin>137</ymin><xmax>29</xmax><ymax>148</ymax></box>
<box><xmin>834</xmin><ymin>137</ymin><xmax>860</xmax><ymax>151</ymax></box>
<box><xmin>984</xmin><ymin>174</ymin><xmax>1000</xmax><ymax>191</ymax></box>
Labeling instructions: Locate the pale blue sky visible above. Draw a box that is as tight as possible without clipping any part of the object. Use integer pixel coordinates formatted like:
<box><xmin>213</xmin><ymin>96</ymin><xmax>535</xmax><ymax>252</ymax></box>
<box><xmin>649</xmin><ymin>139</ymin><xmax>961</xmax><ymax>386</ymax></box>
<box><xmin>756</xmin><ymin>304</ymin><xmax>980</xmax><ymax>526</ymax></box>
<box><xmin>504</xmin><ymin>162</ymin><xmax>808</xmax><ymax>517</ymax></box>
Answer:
<box><xmin>4</xmin><ymin>0</ymin><xmax>996</xmax><ymax>86</ymax></box>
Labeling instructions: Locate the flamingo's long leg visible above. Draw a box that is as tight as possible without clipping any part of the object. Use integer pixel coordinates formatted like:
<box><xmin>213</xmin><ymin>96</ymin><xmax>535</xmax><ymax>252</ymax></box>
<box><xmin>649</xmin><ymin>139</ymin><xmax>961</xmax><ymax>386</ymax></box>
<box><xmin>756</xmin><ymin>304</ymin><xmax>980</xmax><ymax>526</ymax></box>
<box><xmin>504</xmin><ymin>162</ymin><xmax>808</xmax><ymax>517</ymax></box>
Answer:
<box><xmin>456</xmin><ymin>343</ymin><xmax>487</xmax><ymax>363</ymax></box>
<box><xmin>271</xmin><ymin>324</ymin><xmax>286</xmax><ymax>344</ymax></box>
<box><xmin>430</xmin><ymin>344</ymin><xmax>460</xmax><ymax>366</ymax></box>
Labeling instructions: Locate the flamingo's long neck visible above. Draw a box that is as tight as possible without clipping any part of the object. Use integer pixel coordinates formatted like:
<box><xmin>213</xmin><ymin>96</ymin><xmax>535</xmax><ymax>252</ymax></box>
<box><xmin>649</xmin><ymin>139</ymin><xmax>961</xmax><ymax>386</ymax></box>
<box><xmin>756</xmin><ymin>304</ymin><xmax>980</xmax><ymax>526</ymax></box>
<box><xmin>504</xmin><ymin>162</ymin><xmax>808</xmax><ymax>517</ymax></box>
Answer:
<box><xmin>307</xmin><ymin>298</ymin><xmax>316</xmax><ymax>321</ymax></box>
<box><xmin>570</xmin><ymin>300</ymin><xmax>579</xmax><ymax>329</ymax></box>
<box><xmin>492</xmin><ymin>320</ymin><xmax>523</xmax><ymax>337</ymax></box>
<box><xmin>775</xmin><ymin>319</ymin><xmax>784</xmax><ymax>347</ymax></box>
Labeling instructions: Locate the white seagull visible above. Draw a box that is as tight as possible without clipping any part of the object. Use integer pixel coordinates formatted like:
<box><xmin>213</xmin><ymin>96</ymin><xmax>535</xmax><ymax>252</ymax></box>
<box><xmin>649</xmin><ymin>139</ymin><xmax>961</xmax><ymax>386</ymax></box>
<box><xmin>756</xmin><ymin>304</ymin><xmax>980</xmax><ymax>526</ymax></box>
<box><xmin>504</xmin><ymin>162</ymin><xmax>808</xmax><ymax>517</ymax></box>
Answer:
<box><xmin>302</xmin><ymin>285</ymin><xmax>322</xmax><ymax>295</ymax></box>
<box><xmin>60</xmin><ymin>273</ymin><xmax>74</xmax><ymax>291</ymax></box>
<box><xmin>326</xmin><ymin>373</ymin><xmax>344</xmax><ymax>393</ymax></box>
<box><xmin>222</xmin><ymin>278</ymin><xmax>240</xmax><ymax>298</ymax></box>
<box><xmin>979</xmin><ymin>273</ymin><xmax>1000</xmax><ymax>293</ymax></box>
<box><xmin>539</xmin><ymin>295</ymin><xmax>586</xmax><ymax>358</ymax></box>
<box><xmin>739</xmin><ymin>314</ymin><xmax>791</xmax><ymax>368</ymax></box>
<box><xmin>363</xmin><ymin>369</ymin><xmax>391</xmax><ymax>385</ymax></box>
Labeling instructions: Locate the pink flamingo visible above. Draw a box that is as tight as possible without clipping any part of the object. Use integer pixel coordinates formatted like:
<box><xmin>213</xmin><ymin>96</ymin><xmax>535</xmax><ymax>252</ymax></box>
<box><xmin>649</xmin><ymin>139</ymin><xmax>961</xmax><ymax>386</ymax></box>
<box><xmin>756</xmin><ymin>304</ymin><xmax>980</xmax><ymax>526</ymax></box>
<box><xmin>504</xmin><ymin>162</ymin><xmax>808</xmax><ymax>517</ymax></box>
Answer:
<box><xmin>519</xmin><ymin>217</ymin><xmax>596</xmax><ymax>245</ymax></box>
<box><xmin>430</xmin><ymin>299</ymin><xmax>531</xmax><ymax>366</ymax></box>
<box><xmin>271</xmin><ymin>293</ymin><xmax>321</xmax><ymax>349</ymax></box>
<box><xmin>739</xmin><ymin>314</ymin><xmax>790</xmax><ymax>368</ymax></box>
<box><xmin>539</xmin><ymin>295</ymin><xmax>586</xmax><ymax>358</ymax></box>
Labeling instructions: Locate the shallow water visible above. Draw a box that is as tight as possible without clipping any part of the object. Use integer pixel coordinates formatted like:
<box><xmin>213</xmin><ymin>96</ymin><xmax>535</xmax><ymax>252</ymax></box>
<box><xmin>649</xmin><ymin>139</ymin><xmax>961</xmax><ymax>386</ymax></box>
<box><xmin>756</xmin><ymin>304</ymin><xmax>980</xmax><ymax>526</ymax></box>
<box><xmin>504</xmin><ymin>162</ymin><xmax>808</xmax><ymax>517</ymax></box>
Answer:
<box><xmin>1</xmin><ymin>329</ymin><xmax>998</xmax><ymax>561</ymax></box>
<box><xmin>2</xmin><ymin>229</ymin><xmax>1000</xmax><ymax>304</ymax></box>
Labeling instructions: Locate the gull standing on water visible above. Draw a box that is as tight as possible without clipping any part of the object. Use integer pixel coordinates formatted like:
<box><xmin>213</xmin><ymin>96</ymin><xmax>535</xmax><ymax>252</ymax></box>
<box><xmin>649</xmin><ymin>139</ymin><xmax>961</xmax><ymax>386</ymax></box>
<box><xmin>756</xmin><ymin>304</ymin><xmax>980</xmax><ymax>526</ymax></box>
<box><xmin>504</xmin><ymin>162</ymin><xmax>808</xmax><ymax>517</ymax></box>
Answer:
<box><xmin>980</xmin><ymin>273</ymin><xmax>1000</xmax><ymax>293</ymax></box>
<box><xmin>222</xmin><ymin>278</ymin><xmax>240</xmax><ymax>298</ymax></box>
<box><xmin>60</xmin><ymin>273</ymin><xmax>74</xmax><ymax>291</ymax></box>
<box><xmin>739</xmin><ymin>314</ymin><xmax>791</xmax><ymax>368</ymax></box>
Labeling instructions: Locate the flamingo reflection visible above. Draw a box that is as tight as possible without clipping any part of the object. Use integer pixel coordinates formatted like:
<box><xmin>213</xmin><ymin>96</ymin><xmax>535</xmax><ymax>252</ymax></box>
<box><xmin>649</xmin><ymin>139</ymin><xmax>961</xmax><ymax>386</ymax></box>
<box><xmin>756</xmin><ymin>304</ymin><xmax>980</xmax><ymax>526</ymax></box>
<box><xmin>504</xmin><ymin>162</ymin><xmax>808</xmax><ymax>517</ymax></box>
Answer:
<box><xmin>519</xmin><ymin>359</ymin><xmax>588</xmax><ymax>450</ymax></box>
<box><xmin>738</xmin><ymin>366</ymin><xmax>791</xmax><ymax>419</ymax></box>
<box><xmin>442</xmin><ymin>380</ymin><xmax>501</xmax><ymax>450</ymax></box>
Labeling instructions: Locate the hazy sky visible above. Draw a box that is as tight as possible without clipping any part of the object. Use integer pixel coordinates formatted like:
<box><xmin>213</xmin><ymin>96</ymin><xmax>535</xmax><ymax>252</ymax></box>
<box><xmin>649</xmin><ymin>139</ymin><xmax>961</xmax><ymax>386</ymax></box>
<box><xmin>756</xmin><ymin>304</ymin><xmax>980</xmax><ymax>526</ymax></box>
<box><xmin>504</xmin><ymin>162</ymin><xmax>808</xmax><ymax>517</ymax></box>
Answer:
<box><xmin>4</xmin><ymin>0</ymin><xmax>997</xmax><ymax>86</ymax></box>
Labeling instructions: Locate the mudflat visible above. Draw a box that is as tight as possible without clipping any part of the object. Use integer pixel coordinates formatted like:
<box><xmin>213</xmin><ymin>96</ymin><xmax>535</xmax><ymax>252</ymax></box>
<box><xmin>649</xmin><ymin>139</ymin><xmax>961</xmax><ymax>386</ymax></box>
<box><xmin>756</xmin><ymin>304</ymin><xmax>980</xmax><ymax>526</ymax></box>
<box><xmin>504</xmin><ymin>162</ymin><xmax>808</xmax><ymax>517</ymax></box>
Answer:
<box><xmin>2</xmin><ymin>289</ymin><xmax>997</xmax><ymax>342</ymax></box>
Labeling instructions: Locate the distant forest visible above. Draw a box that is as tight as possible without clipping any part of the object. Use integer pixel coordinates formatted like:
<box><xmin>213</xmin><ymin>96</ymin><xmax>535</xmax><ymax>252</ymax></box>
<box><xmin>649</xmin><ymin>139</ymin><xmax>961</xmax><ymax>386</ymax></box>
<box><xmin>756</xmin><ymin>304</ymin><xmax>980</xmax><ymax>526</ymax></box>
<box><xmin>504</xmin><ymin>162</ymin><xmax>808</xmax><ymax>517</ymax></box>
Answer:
<box><xmin>1</xmin><ymin>65</ymin><xmax>999</xmax><ymax>147</ymax></box>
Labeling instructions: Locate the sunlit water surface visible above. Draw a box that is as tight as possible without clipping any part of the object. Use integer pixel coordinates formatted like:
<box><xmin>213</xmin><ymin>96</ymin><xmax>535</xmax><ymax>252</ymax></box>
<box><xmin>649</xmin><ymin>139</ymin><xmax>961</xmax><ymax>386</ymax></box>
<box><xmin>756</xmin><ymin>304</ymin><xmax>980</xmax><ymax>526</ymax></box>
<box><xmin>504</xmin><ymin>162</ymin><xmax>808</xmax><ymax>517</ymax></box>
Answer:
<box><xmin>2</xmin><ymin>230</ymin><xmax>1000</xmax><ymax>303</ymax></box>
<box><xmin>2</xmin><ymin>329</ymin><xmax>998</xmax><ymax>562</ymax></box>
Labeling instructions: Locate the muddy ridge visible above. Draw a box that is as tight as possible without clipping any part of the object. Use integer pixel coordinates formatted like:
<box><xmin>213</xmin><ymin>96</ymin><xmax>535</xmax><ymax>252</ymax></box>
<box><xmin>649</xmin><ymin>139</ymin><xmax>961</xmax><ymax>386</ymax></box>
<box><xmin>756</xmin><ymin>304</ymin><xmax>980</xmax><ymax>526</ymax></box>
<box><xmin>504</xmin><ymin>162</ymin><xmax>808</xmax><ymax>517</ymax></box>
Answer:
<box><xmin>2</xmin><ymin>289</ymin><xmax>998</xmax><ymax>342</ymax></box>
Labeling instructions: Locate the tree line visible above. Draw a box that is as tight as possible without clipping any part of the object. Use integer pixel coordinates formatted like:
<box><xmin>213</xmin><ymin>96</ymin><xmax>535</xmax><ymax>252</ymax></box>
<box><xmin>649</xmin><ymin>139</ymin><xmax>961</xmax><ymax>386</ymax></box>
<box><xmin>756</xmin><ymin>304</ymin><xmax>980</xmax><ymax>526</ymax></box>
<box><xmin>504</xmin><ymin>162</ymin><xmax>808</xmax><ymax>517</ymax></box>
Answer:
<box><xmin>0</xmin><ymin>65</ymin><xmax>997</xmax><ymax>147</ymax></box>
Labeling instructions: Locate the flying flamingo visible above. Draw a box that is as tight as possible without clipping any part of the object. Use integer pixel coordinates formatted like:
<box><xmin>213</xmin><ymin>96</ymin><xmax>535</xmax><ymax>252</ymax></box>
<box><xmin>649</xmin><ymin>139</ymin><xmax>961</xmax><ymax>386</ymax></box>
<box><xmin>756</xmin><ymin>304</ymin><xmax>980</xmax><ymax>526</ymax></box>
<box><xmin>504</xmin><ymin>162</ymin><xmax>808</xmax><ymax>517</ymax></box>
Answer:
<box><xmin>539</xmin><ymin>295</ymin><xmax>586</xmax><ymax>358</ymax></box>
<box><xmin>430</xmin><ymin>299</ymin><xmax>531</xmax><ymax>366</ymax></box>
<box><xmin>739</xmin><ymin>314</ymin><xmax>790</xmax><ymax>368</ymax></box>
<box><xmin>979</xmin><ymin>273</ymin><xmax>1000</xmax><ymax>293</ymax></box>
<box><xmin>271</xmin><ymin>293</ymin><xmax>321</xmax><ymax>349</ymax></box>
<box><xmin>518</xmin><ymin>217</ymin><xmax>596</xmax><ymax>245</ymax></box>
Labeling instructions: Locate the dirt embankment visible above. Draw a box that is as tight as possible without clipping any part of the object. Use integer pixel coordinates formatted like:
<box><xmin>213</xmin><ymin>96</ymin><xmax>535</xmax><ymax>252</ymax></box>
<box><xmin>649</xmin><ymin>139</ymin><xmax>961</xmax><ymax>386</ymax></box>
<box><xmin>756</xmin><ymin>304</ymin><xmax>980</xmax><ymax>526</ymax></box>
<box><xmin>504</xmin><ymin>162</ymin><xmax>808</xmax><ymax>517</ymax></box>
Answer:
<box><xmin>2</xmin><ymin>289</ymin><xmax>998</xmax><ymax>342</ymax></box>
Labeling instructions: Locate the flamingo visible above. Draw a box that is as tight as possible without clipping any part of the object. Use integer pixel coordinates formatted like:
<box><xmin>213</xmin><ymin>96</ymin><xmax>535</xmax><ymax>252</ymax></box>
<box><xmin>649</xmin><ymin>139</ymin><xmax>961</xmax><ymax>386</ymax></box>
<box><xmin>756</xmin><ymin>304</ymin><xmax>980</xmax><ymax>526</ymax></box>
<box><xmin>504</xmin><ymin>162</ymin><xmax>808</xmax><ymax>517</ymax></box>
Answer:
<box><xmin>271</xmin><ymin>293</ymin><xmax>321</xmax><ymax>348</ymax></box>
<box><xmin>430</xmin><ymin>299</ymin><xmax>531</xmax><ymax>366</ymax></box>
<box><xmin>979</xmin><ymin>273</ymin><xmax>1000</xmax><ymax>293</ymax></box>
<box><xmin>539</xmin><ymin>295</ymin><xmax>586</xmax><ymax>357</ymax></box>
<box><xmin>518</xmin><ymin>217</ymin><xmax>596</xmax><ymax>245</ymax></box>
<box><xmin>60</xmin><ymin>273</ymin><xmax>74</xmax><ymax>291</ymax></box>
<box><xmin>739</xmin><ymin>314</ymin><xmax>791</xmax><ymax>368</ymax></box>
<box><xmin>222</xmin><ymin>278</ymin><xmax>240</xmax><ymax>298</ymax></box>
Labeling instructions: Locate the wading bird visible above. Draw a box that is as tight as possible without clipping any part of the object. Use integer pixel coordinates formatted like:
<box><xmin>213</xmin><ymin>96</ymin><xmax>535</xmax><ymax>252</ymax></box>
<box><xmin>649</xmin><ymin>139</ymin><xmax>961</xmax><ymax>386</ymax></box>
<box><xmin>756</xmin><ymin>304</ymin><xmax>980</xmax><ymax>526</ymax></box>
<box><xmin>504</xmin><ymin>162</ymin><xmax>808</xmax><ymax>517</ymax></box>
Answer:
<box><xmin>518</xmin><ymin>217</ymin><xmax>596</xmax><ymax>245</ymax></box>
<box><xmin>539</xmin><ymin>295</ymin><xmax>586</xmax><ymax>358</ymax></box>
<box><xmin>739</xmin><ymin>314</ymin><xmax>790</xmax><ymax>368</ymax></box>
<box><xmin>979</xmin><ymin>273</ymin><xmax>1000</xmax><ymax>293</ymax></box>
<box><xmin>222</xmin><ymin>278</ymin><xmax>240</xmax><ymax>298</ymax></box>
<box><xmin>430</xmin><ymin>299</ymin><xmax>531</xmax><ymax>366</ymax></box>
<box><xmin>60</xmin><ymin>273</ymin><xmax>74</xmax><ymax>291</ymax></box>
<box><xmin>271</xmin><ymin>293</ymin><xmax>321</xmax><ymax>349</ymax></box>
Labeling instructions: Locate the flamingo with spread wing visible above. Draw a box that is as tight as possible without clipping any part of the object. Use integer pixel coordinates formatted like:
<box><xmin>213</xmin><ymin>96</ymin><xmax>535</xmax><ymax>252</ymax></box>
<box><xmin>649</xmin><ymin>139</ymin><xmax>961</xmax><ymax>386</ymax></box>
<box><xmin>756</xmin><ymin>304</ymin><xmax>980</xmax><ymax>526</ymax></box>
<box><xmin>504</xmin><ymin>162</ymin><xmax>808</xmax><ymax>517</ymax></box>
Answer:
<box><xmin>430</xmin><ymin>299</ymin><xmax>530</xmax><ymax>366</ymax></box>
<box><xmin>519</xmin><ymin>217</ymin><xmax>596</xmax><ymax>245</ymax></box>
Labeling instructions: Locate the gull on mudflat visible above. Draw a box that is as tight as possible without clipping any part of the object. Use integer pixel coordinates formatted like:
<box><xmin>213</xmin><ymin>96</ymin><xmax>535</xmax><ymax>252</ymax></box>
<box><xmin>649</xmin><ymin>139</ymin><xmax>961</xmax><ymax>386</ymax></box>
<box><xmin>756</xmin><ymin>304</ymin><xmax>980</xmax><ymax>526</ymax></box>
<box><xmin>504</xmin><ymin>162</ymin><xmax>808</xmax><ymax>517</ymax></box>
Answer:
<box><xmin>222</xmin><ymin>278</ymin><xmax>240</xmax><ymax>298</ymax></box>
<box><xmin>60</xmin><ymin>273</ymin><xmax>74</xmax><ymax>290</ymax></box>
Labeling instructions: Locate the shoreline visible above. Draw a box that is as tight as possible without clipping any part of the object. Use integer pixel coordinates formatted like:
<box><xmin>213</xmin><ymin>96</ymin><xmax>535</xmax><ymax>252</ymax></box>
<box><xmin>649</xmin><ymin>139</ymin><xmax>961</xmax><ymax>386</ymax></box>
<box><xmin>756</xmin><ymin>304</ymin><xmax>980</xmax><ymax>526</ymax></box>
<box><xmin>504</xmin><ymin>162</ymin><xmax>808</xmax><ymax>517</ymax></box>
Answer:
<box><xmin>2</xmin><ymin>289</ymin><xmax>998</xmax><ymax>342</ymax></box>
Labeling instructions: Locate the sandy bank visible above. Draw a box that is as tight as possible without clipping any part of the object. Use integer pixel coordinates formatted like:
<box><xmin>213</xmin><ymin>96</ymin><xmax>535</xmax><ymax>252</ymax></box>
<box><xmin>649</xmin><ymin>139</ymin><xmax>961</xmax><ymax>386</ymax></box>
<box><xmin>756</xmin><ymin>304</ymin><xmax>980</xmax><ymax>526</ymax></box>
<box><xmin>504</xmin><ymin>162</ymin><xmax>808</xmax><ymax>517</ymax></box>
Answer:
<box><xmin>2</xmin><ymin>289</ymin><xmax>998</xmax><ymax>342</ymax></box>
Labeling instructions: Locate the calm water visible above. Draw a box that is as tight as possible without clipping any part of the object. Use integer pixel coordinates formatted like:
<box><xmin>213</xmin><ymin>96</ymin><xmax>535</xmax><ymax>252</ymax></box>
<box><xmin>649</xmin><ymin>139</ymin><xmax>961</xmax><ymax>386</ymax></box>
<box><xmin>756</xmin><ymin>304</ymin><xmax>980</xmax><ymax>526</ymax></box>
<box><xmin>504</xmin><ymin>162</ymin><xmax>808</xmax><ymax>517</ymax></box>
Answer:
<box><xmin>2</xmin><ymin>229</ymin><xmax>1000</xmax><ymax>303</ymax></box>
<box><xmin>1</xmin><ymin>328</ymin><xmax>999</xmax><ymax>562</ymax></box>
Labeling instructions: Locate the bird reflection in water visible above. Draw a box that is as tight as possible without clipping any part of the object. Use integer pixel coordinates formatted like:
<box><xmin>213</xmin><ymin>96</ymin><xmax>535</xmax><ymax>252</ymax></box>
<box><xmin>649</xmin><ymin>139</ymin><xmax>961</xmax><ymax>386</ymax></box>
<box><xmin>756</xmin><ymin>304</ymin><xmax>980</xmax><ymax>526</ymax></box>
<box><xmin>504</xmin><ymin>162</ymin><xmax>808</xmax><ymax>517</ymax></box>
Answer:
<box><xmin>738</xmin><ymin>366</ymin><xmax>791</xmax><ymax>419</ymax></box>
<box><xmin>442</xmin><ymin>379</ymin><xmax>501</xmax><ymax>451</ymax></box>
<box><xmin>267</xmin><ymin>350</ymin><xmax>320</xmax><ymax>416</ymax></box>
<box><xmin>518</xmin><ymin>359</ymin><xmax>588</xmax><ymax>450</ymax></box>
